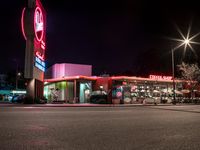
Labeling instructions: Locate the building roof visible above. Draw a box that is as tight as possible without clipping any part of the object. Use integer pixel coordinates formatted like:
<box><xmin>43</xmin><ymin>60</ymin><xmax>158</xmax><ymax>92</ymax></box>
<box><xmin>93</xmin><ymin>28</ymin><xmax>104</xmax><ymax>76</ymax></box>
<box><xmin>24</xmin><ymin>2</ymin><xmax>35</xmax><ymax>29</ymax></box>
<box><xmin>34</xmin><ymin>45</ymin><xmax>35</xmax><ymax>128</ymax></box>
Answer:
<box><xmin>44</xmin><ymin>75</ymin><xmax>187</xmax><ymax>84</ymax></box>
<box><xmin>44</xmin><ymin>75</ymin><xmax>99</xmax><ymax>83</ymax></box>
<box><xmin>111</xmin><ymin>76</ymin><xmax>185</xmax><ymax>83</ymax></box>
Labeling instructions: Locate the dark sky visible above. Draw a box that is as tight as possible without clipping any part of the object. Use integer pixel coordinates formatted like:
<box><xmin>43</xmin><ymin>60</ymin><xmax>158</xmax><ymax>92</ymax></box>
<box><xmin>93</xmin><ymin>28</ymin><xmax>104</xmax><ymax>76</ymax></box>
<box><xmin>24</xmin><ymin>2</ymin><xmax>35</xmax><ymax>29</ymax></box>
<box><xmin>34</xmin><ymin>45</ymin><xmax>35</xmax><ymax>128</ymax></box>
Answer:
<box><xmin>1</xmin><ymin>0</ymin><xmax>200</xmax><ymax>76</ymax></box>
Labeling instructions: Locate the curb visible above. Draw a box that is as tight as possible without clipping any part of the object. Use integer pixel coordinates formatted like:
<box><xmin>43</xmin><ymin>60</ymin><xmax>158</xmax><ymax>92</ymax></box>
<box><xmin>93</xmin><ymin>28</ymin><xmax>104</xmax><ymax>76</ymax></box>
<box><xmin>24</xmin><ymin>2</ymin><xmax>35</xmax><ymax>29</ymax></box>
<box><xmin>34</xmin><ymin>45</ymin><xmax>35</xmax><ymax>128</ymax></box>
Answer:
<box><xmin>0</xmin><ymin>103</ymin><xmax>173</xmax><ymax>108</ymax></box>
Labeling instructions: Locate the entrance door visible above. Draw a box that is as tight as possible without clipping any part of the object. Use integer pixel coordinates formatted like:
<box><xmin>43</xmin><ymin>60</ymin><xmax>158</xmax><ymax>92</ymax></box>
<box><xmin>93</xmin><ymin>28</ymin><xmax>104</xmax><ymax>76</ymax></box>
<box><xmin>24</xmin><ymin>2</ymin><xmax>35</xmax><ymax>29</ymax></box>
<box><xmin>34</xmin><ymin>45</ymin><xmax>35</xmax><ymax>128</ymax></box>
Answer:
<box><xmin>79</xmin><ymin>82</ymin><xmax>92</xmax><ymax>103</ymax></box>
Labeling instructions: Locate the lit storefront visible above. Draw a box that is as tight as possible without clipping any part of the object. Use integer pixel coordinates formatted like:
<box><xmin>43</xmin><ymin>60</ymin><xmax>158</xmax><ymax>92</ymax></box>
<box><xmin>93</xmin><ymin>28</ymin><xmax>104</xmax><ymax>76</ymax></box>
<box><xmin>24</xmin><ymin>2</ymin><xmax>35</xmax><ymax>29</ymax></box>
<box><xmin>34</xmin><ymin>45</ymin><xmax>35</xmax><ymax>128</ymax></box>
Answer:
<box><xmin>44</xmin><ymin>76</ymin><xmax>95</xmax><ymax>103</ymax></box>
<box><xmin>43</xmin><ymin>63</ymin><xmax>194</xmax><ymax>104</ymax></box>
<box><xmin>111</xmin><ymin>75</ymin><xmax>186</xmax><ymax>104</ymax></box>
<box><xmin>44</xmin><ymin>63</ymin><xmax>96</xmax><ymax>103</ymax></box>
<box><xmin>44</xmin><ymin>68</ymin><xmax>191</xmax><ymax>104</ymax></box>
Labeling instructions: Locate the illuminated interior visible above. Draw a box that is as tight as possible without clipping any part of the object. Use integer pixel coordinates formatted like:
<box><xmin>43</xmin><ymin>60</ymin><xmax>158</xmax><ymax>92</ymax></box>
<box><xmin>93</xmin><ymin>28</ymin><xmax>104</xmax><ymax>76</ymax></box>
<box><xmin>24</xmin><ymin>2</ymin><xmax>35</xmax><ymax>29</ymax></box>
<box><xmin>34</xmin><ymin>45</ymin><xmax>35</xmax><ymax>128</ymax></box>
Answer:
<box><xmin>43</xmin><ymin>74</ymin><xmax>192</xmax><ymax>104</ymax></box>
<box><xmin>44</xmin><ymin>79</ymin><xmax>92</xmax><ymax>103</ymax></box>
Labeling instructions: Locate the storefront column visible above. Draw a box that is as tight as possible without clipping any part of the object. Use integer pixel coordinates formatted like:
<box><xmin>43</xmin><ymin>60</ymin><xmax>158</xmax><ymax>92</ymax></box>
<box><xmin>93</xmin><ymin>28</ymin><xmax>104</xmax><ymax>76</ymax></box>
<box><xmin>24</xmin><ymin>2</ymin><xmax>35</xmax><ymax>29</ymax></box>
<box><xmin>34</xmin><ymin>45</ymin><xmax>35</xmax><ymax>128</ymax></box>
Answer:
<box><xmin>74</xmin><ymin>80</ymin><xmax>77</xmax><ymax>103</ymax></box>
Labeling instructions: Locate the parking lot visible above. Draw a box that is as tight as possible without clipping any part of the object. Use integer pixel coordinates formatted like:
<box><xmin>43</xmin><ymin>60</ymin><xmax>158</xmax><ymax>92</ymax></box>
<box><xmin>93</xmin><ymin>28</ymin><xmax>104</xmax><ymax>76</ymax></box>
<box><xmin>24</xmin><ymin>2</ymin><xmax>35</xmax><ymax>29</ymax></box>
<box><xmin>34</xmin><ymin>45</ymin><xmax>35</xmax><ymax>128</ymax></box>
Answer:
<box><xmin>0</xmin><ymin>105</ymin><xmax>200</xmax><ymax>150</ymax></box>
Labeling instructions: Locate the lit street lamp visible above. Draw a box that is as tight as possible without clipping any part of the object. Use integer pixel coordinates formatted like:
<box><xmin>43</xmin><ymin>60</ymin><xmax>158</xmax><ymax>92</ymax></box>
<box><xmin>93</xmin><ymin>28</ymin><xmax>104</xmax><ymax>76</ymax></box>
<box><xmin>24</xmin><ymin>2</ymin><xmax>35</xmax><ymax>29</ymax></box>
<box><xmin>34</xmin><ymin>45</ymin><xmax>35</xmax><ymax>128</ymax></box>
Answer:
<box><xmin>171</xmin><ymin>48</ymin><xmax>176</xmax><ymax>104</ymax></box>
<box><xmin>170</xmin><ymin>24</ymin><xmax>200</xmax><ymax>104</ymax></box>
<box><xmin>171</xmin><ymin>39</ymin><xmax>191</xmax><ymax>104</ymax></box>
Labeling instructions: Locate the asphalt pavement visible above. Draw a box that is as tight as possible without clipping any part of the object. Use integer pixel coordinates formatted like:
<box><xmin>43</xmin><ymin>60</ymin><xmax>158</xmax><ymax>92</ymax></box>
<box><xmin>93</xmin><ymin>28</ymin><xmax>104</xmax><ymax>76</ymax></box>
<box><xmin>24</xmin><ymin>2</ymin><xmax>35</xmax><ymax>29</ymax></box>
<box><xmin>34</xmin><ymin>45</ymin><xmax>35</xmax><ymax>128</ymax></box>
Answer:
<box><xmin>0</xmin><ymin>105</ymin><xmax>200</xmax><ymax>150</ymax></box>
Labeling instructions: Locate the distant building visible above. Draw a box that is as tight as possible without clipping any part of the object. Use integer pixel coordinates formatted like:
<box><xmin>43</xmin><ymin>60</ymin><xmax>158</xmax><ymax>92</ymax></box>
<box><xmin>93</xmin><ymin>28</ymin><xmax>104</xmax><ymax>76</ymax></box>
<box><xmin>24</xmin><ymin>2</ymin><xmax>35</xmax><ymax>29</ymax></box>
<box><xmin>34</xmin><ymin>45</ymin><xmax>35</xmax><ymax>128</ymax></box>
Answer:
<box><xmin>0</xmin><ymin>74</ymin><xmax>7</xmax><ymax>89</ymax></box>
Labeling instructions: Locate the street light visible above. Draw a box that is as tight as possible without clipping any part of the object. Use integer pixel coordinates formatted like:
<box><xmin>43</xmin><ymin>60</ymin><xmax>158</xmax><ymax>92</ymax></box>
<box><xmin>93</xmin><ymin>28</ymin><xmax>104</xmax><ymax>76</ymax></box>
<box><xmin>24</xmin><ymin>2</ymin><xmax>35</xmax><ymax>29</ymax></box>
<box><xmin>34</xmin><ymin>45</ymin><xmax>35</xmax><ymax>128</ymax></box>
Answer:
<box><xmin>172</xmin><ymin>38</ymin><xmax>191</xmax><ymax>105</ymax></box>
<box><xmin>16</xmin><ymin>72</ymin><xmax>21</xmax><ymax>90</ymax></box>
<box><xmin>171</xmin><ymin>38</ymin><xmax>192</xmax><ymax>104</ymax></box>
<box><xmin>184</xmin><ymin>39</ymin><xmax>190</xmax><ymax>45</ymax></box>
<box><xmin>170</xmin><ymin>24</ymin><xmax>200</xmax><ymax>104</ymax></box>
<box><xmin>171</xmin><ymin>48</ymin><xmax>176</xmax><ymax>104</ymax></box>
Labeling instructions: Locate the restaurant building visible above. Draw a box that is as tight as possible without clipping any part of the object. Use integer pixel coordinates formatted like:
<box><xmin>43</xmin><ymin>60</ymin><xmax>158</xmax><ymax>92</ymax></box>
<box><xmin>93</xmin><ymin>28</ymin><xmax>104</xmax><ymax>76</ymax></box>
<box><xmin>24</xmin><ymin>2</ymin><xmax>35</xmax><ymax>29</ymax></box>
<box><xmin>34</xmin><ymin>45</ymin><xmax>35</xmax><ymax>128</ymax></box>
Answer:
<box><xmin>44</xmin><ymin>63</ymin><xmax>192</xmax><ymax>104</ymax></box>
<box><xmin>44</xmin><ymin>63</ymin><xmax>96</xmax><ymax>103</ymax></box>
<box><xmin>20</xmin><ymin>0</ymin><xmax>199</xmax><ymax>104</ymax></box>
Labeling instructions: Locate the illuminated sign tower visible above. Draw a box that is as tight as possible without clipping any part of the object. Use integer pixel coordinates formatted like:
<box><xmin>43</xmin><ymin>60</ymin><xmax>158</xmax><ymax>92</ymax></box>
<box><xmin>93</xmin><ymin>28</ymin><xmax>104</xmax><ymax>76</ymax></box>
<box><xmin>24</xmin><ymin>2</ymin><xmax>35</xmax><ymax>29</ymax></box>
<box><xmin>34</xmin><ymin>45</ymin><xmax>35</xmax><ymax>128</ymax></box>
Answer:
<box><xmin>21</xmin><ymin>0</ymin><xmax>46</xmax><ymax>101</ymax></box>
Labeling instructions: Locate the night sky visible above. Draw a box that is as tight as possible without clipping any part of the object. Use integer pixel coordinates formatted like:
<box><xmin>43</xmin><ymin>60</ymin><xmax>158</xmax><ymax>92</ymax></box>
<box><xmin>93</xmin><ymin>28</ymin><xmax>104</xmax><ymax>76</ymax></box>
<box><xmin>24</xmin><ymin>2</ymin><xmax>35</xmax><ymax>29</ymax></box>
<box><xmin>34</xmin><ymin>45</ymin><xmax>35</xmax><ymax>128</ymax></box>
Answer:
<box><xmin>1</xmin><ymin>0</ymin><xmax>200</xmax><ymax>77</ymax></box>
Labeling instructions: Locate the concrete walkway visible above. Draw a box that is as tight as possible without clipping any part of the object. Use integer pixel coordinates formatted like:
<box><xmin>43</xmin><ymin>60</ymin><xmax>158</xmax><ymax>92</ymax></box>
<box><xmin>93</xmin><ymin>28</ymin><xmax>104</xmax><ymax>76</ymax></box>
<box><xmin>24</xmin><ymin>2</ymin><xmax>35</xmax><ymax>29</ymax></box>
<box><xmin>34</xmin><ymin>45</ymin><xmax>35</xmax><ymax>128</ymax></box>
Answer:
<box><xmin>0</xmin><ymin>102</ymin><xmax>181</xmax><ymax>107</ymax></box>
<box><xmin>1</xmin><ymin>103</ymin><xmax>200</xmax><ymax>113</ymax></box>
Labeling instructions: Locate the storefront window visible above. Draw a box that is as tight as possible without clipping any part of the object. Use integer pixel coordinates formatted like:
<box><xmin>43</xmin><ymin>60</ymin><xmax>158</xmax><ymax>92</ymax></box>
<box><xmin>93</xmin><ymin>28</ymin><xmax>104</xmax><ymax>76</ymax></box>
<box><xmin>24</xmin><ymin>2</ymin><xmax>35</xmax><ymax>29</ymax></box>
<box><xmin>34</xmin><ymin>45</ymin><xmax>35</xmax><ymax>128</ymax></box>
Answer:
<box><xmin>44</xmin><ymin>81</ymin><xmax>67</xmax><ymax>102</ymax></box>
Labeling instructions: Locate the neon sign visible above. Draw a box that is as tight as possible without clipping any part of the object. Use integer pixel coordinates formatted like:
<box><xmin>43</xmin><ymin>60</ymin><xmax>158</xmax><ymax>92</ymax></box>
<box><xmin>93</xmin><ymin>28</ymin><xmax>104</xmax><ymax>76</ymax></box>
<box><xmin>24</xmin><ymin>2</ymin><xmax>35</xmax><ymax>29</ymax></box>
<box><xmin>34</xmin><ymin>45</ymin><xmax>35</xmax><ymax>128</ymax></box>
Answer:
<box><xmin>36</xmin><ymin>51</ymin><xmax>45</xmax><ymax>61</ymax></box>
<box><xmin>35</xmin><ymin>56</ymin><xmax>45</xmax><ymax>72</ymax></box>
<box><xmin>41</xmin><ymin>40</ymin><xmax>46</xmax><ymax>50</ymax></box>
<box><xmin>34</xmin><ymin>7</ymin><xmax>44</xmax><ymax>42</ymax></box>
<box><xmin>21</xmin><ymin>7</ymin><xmax>27</xmax><ymax>40</ymax></box>
<box><xmin>21</xmin><ymin>0</ymin><xmax>46</xmax><ymax>79</ymax></box>
<box><xmin>149</xmin><ymin>75</ymin><xmax>172</xmax><ymax>80</ymax></box>
<box><xmin>34</xmin><ymin>6</ymin><xmax>46</xmax><ymax>66</ymax></box>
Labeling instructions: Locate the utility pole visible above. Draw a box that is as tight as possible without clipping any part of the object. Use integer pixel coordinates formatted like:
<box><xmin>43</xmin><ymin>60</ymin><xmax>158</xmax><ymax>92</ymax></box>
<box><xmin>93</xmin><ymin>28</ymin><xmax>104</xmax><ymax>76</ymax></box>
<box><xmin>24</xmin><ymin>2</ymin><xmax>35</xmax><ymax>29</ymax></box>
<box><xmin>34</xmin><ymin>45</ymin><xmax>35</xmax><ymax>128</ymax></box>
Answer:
<box><xmin>171</xmin><ymin>49</ymin><xmax>176</xmax><ymax>105</ymax></box>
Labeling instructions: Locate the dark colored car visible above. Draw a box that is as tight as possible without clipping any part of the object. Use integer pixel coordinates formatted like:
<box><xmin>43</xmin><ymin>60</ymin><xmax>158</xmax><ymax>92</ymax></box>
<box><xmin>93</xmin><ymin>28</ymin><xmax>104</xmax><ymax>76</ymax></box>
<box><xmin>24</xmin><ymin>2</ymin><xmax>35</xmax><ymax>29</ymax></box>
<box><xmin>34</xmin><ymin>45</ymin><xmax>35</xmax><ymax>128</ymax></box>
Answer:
<box><xmin>90</xmin><ymin>90</ymin><xmax>108</xmax><ymax>104</ymax></box>
<box><xmin>12</xmin><ymin>94</ymin><xmax>26</xmax><ymax>103</ymax></box>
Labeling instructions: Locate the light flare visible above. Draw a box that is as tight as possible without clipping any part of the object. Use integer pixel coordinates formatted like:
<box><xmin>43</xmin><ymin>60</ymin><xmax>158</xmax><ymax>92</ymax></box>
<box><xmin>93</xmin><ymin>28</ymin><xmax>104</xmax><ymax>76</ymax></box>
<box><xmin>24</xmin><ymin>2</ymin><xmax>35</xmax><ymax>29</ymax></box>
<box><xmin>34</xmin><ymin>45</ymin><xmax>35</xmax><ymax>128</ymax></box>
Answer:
<box><xmin>170</xmin><ymin>23</ymin><xmax>200</xmax><ymax>58</ymax></box>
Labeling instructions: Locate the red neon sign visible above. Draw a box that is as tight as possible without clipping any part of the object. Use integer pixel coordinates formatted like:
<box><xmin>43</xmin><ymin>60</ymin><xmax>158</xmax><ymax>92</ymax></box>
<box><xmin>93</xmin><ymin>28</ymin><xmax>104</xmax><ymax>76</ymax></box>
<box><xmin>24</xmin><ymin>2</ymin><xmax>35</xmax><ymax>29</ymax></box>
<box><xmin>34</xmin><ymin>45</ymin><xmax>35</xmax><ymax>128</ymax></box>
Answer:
<box><xmin>34</xmin><ymin>7</ymin><xmax>44</xmax><ymax>42</ymax></box>
<box><xmin>22</xmin><ymin>2</ymin><xmax>46</xmax><ymax>64</ymax></box>
<box><xmin>36</xmin><ymin>51</ymin><xmax>45</xmax><ymax>61</ymax></box>
<box><xmin>21</xmin><ymin>7</ymin><xmax>27</xmax><ymax>40</ymax></box>
<box><xmin>149</xmin><ymin>75</ymin><xmax>172</xmax><ymax>80</ymax></box>
<box><xmin>41</xmin><ymin>40</ymin><xmax>46</xmax><ymax>50</ymax></box>
<box><xmin>34</xmin><ymin>6</ymin><xmax>45</xmax><ymax>61</ymax></box>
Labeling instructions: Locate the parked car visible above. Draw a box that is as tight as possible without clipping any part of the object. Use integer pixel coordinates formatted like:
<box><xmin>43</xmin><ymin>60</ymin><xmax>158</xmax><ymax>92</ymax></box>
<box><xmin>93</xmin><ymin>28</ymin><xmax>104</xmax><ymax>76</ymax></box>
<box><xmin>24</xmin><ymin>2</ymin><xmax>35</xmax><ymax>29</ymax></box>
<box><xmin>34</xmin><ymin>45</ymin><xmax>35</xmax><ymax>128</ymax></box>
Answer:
<box><xmin>35</xmin><ymin>97</ymin><xmax>48</xmax><ymax>104</ymax></box>
<box><xmin>11</xmin><ymin>94</ymin><xmax>26</xmax><ymax>103</ymax></box>
<box><xmin>7</xmin><ymin>95</ymin><xmax>13</xmax><ymax>102</ymax></box>
<box><xmin>90</xmin><ymin>90</ymin><xmax>108</xmax><ymax>104</ymax></box>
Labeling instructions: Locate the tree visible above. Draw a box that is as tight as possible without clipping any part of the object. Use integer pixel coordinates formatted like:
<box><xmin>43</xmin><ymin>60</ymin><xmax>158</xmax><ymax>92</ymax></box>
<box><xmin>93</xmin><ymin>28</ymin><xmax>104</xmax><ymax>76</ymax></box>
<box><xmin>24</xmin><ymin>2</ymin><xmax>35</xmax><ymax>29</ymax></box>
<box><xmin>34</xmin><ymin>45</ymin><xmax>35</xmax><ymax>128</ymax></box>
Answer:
<box><xmin>177</xmin><ymin>62</ymin><xmax>200</xmax><ymax>99</ymax></box>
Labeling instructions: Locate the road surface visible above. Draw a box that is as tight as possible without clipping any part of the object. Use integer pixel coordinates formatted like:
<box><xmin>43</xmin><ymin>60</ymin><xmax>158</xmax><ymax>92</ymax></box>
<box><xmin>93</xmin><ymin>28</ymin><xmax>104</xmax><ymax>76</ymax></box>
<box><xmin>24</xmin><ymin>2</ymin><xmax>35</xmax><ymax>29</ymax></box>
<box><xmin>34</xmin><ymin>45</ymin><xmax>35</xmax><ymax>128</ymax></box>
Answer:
<box><xmin>0</xmin><ymin>105</ymin><xmax>200</xmax><ymax>150</ymax></box>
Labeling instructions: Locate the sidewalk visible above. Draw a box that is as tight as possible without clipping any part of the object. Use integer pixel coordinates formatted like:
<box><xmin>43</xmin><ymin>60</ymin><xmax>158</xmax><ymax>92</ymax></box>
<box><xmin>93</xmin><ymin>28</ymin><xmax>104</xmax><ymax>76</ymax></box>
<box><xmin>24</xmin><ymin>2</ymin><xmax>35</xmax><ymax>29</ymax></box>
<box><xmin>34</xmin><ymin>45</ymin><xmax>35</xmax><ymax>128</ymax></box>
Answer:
<box><xmin>149</xmin><ymin>104</ymin><xmax>200</xmax><ymax>113</ymax></box>
<box><xmin>0</xmin><ymin>103</ymin><xmax>173</xmax><ymax>107</ymax></box>
<box><xmin>1</xmin><ymin>103</ymin><xmax>200</xmax><ymax>113</ymax></box>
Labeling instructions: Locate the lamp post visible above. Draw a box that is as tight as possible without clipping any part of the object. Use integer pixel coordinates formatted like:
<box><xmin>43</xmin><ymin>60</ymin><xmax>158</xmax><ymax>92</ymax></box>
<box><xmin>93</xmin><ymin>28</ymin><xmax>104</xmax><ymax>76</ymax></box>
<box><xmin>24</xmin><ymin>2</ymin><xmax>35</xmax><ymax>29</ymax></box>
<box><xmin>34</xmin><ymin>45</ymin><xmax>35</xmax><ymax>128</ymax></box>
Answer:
<box><xmin>16</xmin><ymin>72</ymin><xmax>21</xmax><ymax>90</ymax></box>
<box><xmin>16</xmin><ymin>73</ymin><xmax>18</xmax><ymax>90</ymax></box>
<box><xmin>169</xmin><ymin>24</ymin><xmax>200</xmax><ymax>104</ymax></box>
<box><xmin>15</xmin><ymin>60</ymin><xmax>19</xmax><ymax>90</ymax></box>
<box><xmin>171</xmin><ymin>39</ymin><xmax>191</xmax><ymax>105</ymax></box>
<box><xmin>171</xmin><ymin>48</ymin><xmax>176</xmax><ymax>105</ymax></box>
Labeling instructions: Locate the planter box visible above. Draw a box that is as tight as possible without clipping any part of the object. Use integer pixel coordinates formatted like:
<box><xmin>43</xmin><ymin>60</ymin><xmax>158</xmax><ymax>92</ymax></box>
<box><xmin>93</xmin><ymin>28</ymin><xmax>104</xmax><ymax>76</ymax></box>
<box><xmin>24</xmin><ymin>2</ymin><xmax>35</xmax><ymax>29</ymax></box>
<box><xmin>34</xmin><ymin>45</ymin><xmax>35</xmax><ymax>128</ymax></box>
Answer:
<box><xmin>131</xmin><ymin>97</ymin><xmax>137</xmax><ymax>104</ymax></box>
<box><xmin>112</xmin><ymin>98</ymin><xmax>120</xmax><ymax>104</ymax></box>
<box><xmin>52</xmin><ymin>100</ymin><xmax>66</xmax><ymax>104</ymax></box>
<box><xmin>68</xmin><ymin>99</ymin><xmax>76</xmax><ymax>104</ymax></box>
<box><xmin>124</xmin><ymin>98</ymin><xmax>131</xmax><ymax>104</ymax></box>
